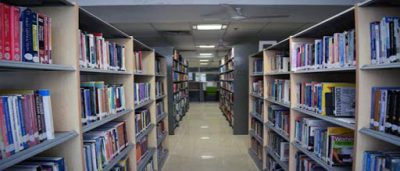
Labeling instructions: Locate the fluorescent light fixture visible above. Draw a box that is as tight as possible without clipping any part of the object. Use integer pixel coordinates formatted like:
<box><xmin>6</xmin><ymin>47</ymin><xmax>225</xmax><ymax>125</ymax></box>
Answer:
<box><xmin>200</xmin><ymin>136</ymin><xmax>210</xmax><ymax>140</ymax></box>
<box><xmin>199</xmin><ymin>53</ymin><xmax>213</xmax><ymax>56</ymax></box>
<box><xmin>200</xmin><ymin>125</ymin><xmax>209</xmax><ymax>129</ymax></box>
<box><xmin>200</xmin><ymin>155</ymin><xmax>215</xmax><ymax>159</ymax></box>
<box><xmin>199</xmin><ymin>59</ymin><xmax>209</xmax><ymax>62</ymax></box>
<box><xmin>200</xmin><ymin>63</ymin><xmax>208</xmax><ymax>65</ymax></box>
<box><xmin>197</xmin><ymin>45</ymin><xmax>215</xmax><ymax>48</ymax></box>
<box><xmin>193</xmin><ymin>24</ymin><xmax>227</xmax><ymax>30</ymax></box>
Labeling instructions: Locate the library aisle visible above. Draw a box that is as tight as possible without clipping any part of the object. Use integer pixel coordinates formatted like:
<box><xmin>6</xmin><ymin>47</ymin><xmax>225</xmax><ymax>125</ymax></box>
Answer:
<box><xmin>163</xmin><ymin>103</ymin><xmax>258</xmax><ymax>171</ymax></box>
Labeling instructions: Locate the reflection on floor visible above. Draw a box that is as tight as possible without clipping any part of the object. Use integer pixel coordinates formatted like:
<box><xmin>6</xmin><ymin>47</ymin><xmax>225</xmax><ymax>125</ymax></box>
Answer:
<box><xmin>163</xmin><ymin>102</ymin><xmax>258</xmax><ymax>171</ymax></box>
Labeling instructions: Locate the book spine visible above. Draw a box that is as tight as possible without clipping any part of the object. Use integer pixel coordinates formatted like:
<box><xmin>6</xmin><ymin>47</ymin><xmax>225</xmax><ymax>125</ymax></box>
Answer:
<box><xmin>2</xmin><ymin>97</ymin><xmax>15</xmax><ymax>155</ymax></box>
<box><xmin>37</xmin><ymin>90</ymin><xmax>54</xmax><ymax>140</ymax></box>
<box><xmin>0</xmin><ymin>98</ymin><xmax>9</xmax><ymax>158</ymax></box>
<box><xmin>2</xmin><ymin>4</ymin><xmax>11</xmax><ymax>60</ymax></box>
<box><xmin>0</xmin><ymin>3</ymin><xmax>4</xmax><ymax>60</ymax></box>
<box><xmin>31</xmin><ymin>12</ymin><xmax>39</xmax><ymax>63</ymax></box>
<box><xmin>37</xmin><ymin>14</ymin><xmax>45</xmax><ymax>63</ymax></box>
<box><xmin>16</xmin><ymin>96</ymin><xmax>28</xmax><ymax>149</ymax></box>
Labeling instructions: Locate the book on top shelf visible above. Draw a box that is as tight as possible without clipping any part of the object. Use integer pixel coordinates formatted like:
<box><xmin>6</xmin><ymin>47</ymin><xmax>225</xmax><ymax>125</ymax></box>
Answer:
<box><xmin>0</xmin><ymin>3</ymin><xmax>52</xmax><ymax>64</ymax></box>
<box><xmin>370</xmin><ymin>16</ymin><xmax>400</xmax><ymax>65</ymax></box>
<box><xmin>79</xmin><ymin>31</ymin><xmax>126</xmax><ymax>71</ymax></box>
<box><xmin>135</xmin><ymin>51</ymin><xmax>143</xmax><ymax>73</ymax></box>
<box><xmin>253</xmin><ymin>58</ymin><xmax>263</xmax><ymax>73</ymax></box>
<box><xmin>292</xmin><ymin>29</ymin><xmax>355</xmax><ymax>71</ymax></box>
<box><xmin>0</xmin><ymin>89</ymin><xmax>54</xmax><ymax>160</ymax></box>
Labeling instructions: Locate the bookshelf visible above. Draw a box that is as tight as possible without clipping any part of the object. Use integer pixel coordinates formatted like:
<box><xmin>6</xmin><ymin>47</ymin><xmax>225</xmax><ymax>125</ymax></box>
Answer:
<box><xmin>169</xmin><ymin>50</ymin><xmax>189</xmax><ymax>134</ymax></box>
<box><xmin>0</xmin><ymin>1</ymin><xmax>168</xmax><ymax>170</ymax></box>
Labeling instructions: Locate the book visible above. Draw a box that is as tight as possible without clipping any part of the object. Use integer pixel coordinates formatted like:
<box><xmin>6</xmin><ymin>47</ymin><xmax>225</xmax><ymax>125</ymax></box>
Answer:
<box><xmin>134</xmin><ymin>83</ymin><xmax>151</xmax><ymax>105</ymax></box>
<box><xmin>135</xmin><ymin>108</ymin><xmax>151</xmax><ymax>136</ymax></box>
<box><xmin>363</xmin><ymin>151</ymin><xmax>400</xmax><ymax>171</ymax></box>
<box><xmin>253</xmin><ymin>58</ymin><xmax>263</xmax><ymax>73</ymax></box>
<box><xmin>267</xmin><ymin>79</ymin><xmax>290</xmax><ymax>104</ymax></box>
<box><xmin>268</xmin><ymin>104</ymin><xmax>290</xmax><ymax>135</ymax></box>
<box><xmin>5</xmin><ymin>156</ymin><xmax>65</xmax><ymax>171</ymax></box>
<box><xmin>252</xmin><ymin>78</ymin><xmax>263</xmax><ymax>96</ymax></box>
<box><xmin>370</xmin><ymin>16</ymin><xmax>400</xmax><ymax>65</ymax></box>
<box><xmin>268</xmin><ymin>132</ymin><xmax>289</xmax><ymax>161</ymax></box>
<box><xmin>156</xmin><ymin>80</ymin><xmax>164</xmax><ymax>97</ymax></box>
<box><xmin>270</xmin><ymin>53</ymin><xmax>290</xmax><ymax>72</ymax></box>
<box><xmin>370</xmin><ymin>87</ymin><xmax>400</xmax><ymax>135</ymax></box>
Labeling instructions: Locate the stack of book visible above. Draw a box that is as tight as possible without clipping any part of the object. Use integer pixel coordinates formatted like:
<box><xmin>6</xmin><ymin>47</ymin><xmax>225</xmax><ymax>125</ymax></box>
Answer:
<box><xmin>156</xmin><ymin>101</ymin><xmax>164</xmax><ymax>117</ymax></box>
<box><xmin>80</xmin><ymin>82</ymin><xmax>126</xmax><ymax>124</ymax></box>
<box><xmin>251</xmin><ymin>118</ymin><xmax>263</xmax><ymax>138</ymax></box>
<box><xmin>292</xmin><ymin>29</ymin><xmax>355</xmax><ymax>71</ymax></box>
<box><xmin>268</xmin><ymin>132</ymin><xmax>289</xmax><ymax>161</ymax></box>
<box><xmin>253</xmin><ymin>58</ymin><xmax>263</xmax><ymax>73</ymax></box>
<box><xmin>268</xmin><ymin>79</ymin><xmax>290</xmax><ymax>104</ymax></box>
<box><xmin>294</xmin><ymin>117</ymin><xmax>354</xmax><ymax>166</ymax></box>
<box><xmin>83</xmin><ymin>121</ymin><xmax>128</xmax><ymax>170</ymax></box>
<box><xmin>156</xmin><ymin>81</ymin><xmax>164</xmax><ymax>97</ymax></box>
<box><xmin>134</xmin><ymin>51</ymin><xmax>143</xmax><ymax>73</ymax></box>
<box><xmin>252</xmin><ymin>79</ymin><xmax>263</xmax><ymax>96</ymax></box>
<box><xmin>79</xmin><ymin>32</ymin><xmax>126</xmax><ymax>71</ymax></box>
<box><xmin>363</xmin><ymin>151</ymin><xmax>400</xmax><ymax>171</ymax></box>
<box><xmin>296</xmin><ymin>152</ymin><xmax>324</xmax><ymax>170</ymax></box>
<box><xmin>370</xmin><ymin>17</ymin><xmax>400</xmax><ymax>65</ymax></box>
<box><xmin>0</xmin><ymin>89</ymin><xmax>55</xmax><ymax>159</ymax></box>
<box><xmin>270</xmin><ymin>54</ymin><xmax>290</xmax><ymax>72</ymax></box>
<box><xmin>369</xmin><ymin>87</ymin><xmax>400</xmax><ymax>135</ymax></box>
<box><xmin>253</xmin><ymin>98</ymin><xmax>263</xmax><ymax>116</ymax></box>
<box><xmin>135</xmin><ymin>109</ymin><xmax>151</xmax><ymax>135</ymax></box>
<box><xmin>296</xmin><ymin>82</ymin><xmax>355</xmax><ymax>117</ymax></box>
<box><xmin>111</xmin><ymin>156</ymin><xmax>129</xmax><ymax>171</ymax></box>
<box><xmin>0</xmin><ymin>3</ymin><xmax>52</xmax><ymax>64</ymax></box>
<box><xmin>5</xmin><ymin>157</ymin><xmax>65</xmax><ymax>170</ymax></box>
<box><xmin>268</xmin><ymin>105</ymin><xmax>290</xmax><ymax>135</ymax></box>
<box><xmin>134</xmin><ymin>83</ymin><xmax>151</xmax><ymax>105</ymax></box>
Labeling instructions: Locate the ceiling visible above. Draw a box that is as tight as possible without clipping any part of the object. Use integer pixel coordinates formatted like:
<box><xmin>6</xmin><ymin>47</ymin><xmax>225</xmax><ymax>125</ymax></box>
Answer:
<box><xmin>78</xmin><ymin>0</ymin><xmax>362</xmax><ymax>67</ymax></box>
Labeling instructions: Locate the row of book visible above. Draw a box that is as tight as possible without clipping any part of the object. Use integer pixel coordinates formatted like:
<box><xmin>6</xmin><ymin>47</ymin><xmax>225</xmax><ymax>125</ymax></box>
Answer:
<box><xmin>173</xmin><ymin>72</ymin><xmax>188</xmax><ymax>82</ymax></box>
<box><xmin>295</xmin><ymin>152</ymin><xmax>324</xmax><ymax>171</ymax></box>
<box><xmin>220</xmin><ymin>90</ymin><xmax>234</xmax><ymax>104</ymax></box>
<box><xmin>370</xmin><ymin>16</ymin><xmax>400</xmax><ymax>65</ymax></box>
<box><xmin>250</xmin><ymin>137</ymin><xmax>263</xmax><ymax>161</ymax></box>
<box><xmin>135</xmin><ymin>108</ymin><xmax>151</xmax><ymax>135</ymax></box>
<box><xmin>221</xmin><ymin>72</ymin><xmax>234</xmax><ymax>80</ymax></box>
<box><xmin>174</xmin><ymin>97</ymin><xmax>188</xmax><ymax>120</ymax></box>
<box><xmin>135</xmin><ymin>51</ymin><xmax>144</xmax><ymax>73</ymax></box>
<box><xmin>0</xmin><ymin>3</ymin><xmax>52</xmax><ymax>64</ymax></box>
<box><xmin>220</xmin><ymin>61</ymin><xmax>234</xmax><ymax>73</ymax></box>
<box><xmin>253</xmin><ymin>58</ymin><xmax>263</xmax><ymax>73</ymax></box>
<box><xmin>173</xmin><ymin>91</ymin><xmax>187</xmax><ymax>103</ymax></box>
<box><xmin>173</xmin><ymin>82</ymin><xmax>187</xmax><ymax>93</ymax></box>
<box><xmin>253</xmin><ymin>98</ymin><xmax>263</xmax><ymax>117</ymax></box>
<box><xmin>363</xmin><ymin>151</ymin><xmax>400</xmax><ymax>171</ymax></box>
<box><xmin>80</xmin><ymin>82</ymin><xmax>126</xmax><ymax>124</ymax></box>
<box><xmin>268</xmin><ymin>105</ymin><xmax>290</xmax><ymax>136</ymax></box>
<box><xmin>370</xmin><ymin>87</ymin><xmax>400</xmax><ymax>135</ymax></box>
<box><xmin>155</xmin><ymin>81</ymin><xmax>164</xmax><ymax>97</ymax></box>
<box><xmin>294</xmin><ymin>117</ymin><xmax>354</xmax><ymax>166</ymax></box>
<box><xmin>136</xmin><ymin>136</ymin><xmax>149</xmax><ymax>164</ymax></box>
<box><xmin>292</xmin><ymin>29</ymin><xmax>356</xmax><ymax>71</ymax></box>
<box><xmin>5</xmin><ymin>156</ymin><xmax>65</xmax><ymax>171</ymax></box>
<box><xmin>142</xmin><ymin>159</ymin><xmax>155</xmax><ymax>171</ymax></box>
<box><xmin>266</xmin><ymin>154</ymin><xmax>284</xmax><ymax>171</ymax></box>
<box><xmin>267</xmin><ymin>79</ymin><xmax>290</xmax><ymax>104</ymax></box>
<box><xmin>252</xmin><ymin>79</ymin><xmax>263</xmax><ymax>96</ymax></box>
<box><xmin>295</xmin><ymin>82</ymin><xmax>356</xmax><ymax>117</ymax></box>
<box><xmin>155</xmin><ymin>58</ymin><xmax>162</xmax><ymax>74</ymax></box>
<box><xmin>110</xmin><ymin>156</ymin><xmax>129</xmax><ymax>171</ymax></box>
<box><xmin>157</xmin><ymin>121</ymin><xmax>166</xmax><ymax>140</ymax></box>
<box><xmin>83</xmin><ymin>121</ymin><xmax>128</xmax><ymax>171</ymax></box>
<box><xmin>268</xmin><ymin>132</ymin><xmax>289</xmax><ymax>161</ymax></box>
<box><xmin>156</xmin><ymin>101</ymin><xmax>164</xmax><ymax>117</ymax></box>
<box><xmin>79</xmin><ymin>31</ymin><xmax>126</xmax><ymax>71</ymax></box>
<box><xmin>220</xmin><ymin>81</ymin><xmax>234</xmax><ymax>92</ymax></box>
<box><xmin>157</xmin><ymin>146</ymin><xmax>168</xmax><ymax>165</ymax></box>
<box><xmin>173</xmin><ymin>60</ymin><xmax>187</xmax><ymax>73</ymax></box>
<box><xmin>270</xmin><ymin>54</ymin><xmax>290</xmax><ymax>73</ymax></box>
<box><xmin>251</xmin><ymin>118</ymin><xmax>263</xmax><ymax>138</ymax></box>
<box><xmin>0</xmin><ymin>89</ymin><xmax>54</xmax><ymax>160</ymax></box>
<box><xmin>134</xmin><ymin>83</ymin><xmax>151</xmax><ymax>105</ymax></box>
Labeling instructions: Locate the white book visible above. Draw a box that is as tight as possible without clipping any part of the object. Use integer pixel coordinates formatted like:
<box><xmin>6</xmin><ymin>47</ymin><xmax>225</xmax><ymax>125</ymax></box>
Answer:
<box><xmin>38</xmin><ymin>90</ymin><xmax>55</xmax><ymax>140</ymax></box>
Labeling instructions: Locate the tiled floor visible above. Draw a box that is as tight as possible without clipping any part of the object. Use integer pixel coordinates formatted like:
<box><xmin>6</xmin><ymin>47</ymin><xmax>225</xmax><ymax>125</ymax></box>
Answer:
<box><xmin>163</xmin><ymin>102</ymin><xmax>258</xmax><ymax>171</ymax></box>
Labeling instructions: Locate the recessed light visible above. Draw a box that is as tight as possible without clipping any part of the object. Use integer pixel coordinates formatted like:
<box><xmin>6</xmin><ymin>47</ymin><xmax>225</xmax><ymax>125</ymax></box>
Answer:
<box><xmin>199</xmin><ymin>59</ymin><xmax>209</xmax><ymax>62</ymax></box>
<box><xmin>193</xmin><ymin>24</ymin><xmax>227</xmax><ymax>30</ymax></box>
<box><xmin>199</xmin><ymin>53</ymin><xmax>213</xmax><ymax>56</ymax></box>
<box><xmin>200</xmin><ymin>136</ymin><xmax>210</xmax><ymax>140</ymax></box>
<box><xmin>200</xmin><ymin>155</ymin><xmax>215</xmax><ymax>159</ymax></box>
<box><xmin>200</xmin><ymin>125</ymin><xmax>209</xmax><ymax>128</ymax></box>
<box><xmin>200</xmin><ymin>63</ymin><xmax>208</xmax><ymax>65</ymax></box>
<box><xmin>197</xmin><ymin>45</ymin><xmax>215</xmax><ymax>49</ymax></box>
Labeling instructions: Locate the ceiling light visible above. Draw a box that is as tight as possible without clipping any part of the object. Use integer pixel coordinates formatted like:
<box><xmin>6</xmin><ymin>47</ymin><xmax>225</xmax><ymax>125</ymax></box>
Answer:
<box><xmin>199</xmin><ymin>59</ymin><xmax>209</xmax><ymax>62</ymax></box>
<box><xmin>200</xmin><ymin>155</ymin><xmax>215</xmax><ymax>159</ymax></box>
<box><xmin>193</xmin><ymin>24</ymin><xmax>227</xmax><ymax>30</ymax></box>
<box><xmin>200</xmin><ymin>125</ymin><xmax>209</xmax><ymax>128</ymax></box>
<box><xmin>200</xmin><ymin>136</ymin><xmax>210</xmax><ymax>140</ymax></box>
<box><xmin>200</xmin><ymin>63</ymin><xmax>208</xmax><ymax>65</ymax></box>
<box><xmin>197</xmin><ymin>45</ymin><xmax>215</xmax><ymax>49</ymax></box>
<box><xmin>199</xmin><ymin>53</ymin><xmax>213</xmax><ymax>56</ymax></box>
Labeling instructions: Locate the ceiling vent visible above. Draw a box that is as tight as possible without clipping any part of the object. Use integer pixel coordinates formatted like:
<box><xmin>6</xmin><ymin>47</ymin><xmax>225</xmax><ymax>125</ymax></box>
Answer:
<box><xmin>159</xmin><ymin>31</ymin><xmax>192</xmax><ymax>36</ymax></box>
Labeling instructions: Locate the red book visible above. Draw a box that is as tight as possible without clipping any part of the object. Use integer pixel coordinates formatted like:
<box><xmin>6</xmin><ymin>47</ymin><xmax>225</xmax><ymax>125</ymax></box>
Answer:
<box><xmin>28</xmin><ymin>94</ymin><xmax>39</xmax><ymax>145</ymax></box>
<box><xmin>3</xmin><ymin>3</ymin><xmax>11</xmax><ymax>60</ymax></box>
<box><xmin>22</xmin><ymin>94</ymin><xmax>35</xmax><ymax>147</ymax></box>
<box><xmin>10</xmin><ymin>6</ymin><xmax>20</xmax><ymax>61</ymax></box>
<box><xmin>0</xmin><ymin>3</ymin><xmax>4</xmax><ymax>61</ymax></box>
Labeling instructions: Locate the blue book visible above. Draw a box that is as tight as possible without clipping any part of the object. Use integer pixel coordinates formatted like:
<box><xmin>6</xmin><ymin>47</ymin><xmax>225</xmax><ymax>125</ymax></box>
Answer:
<box><xmin>16</xmin><ymin>96</ymin><xmax>29</xmax><ymax>150</ymax></box>
<box><xmin>323</xmin><ymin>36</ymin><xmax>332</xmax><ymax>66</ymax></box>
<box><xmin>29</xmin><ymin>157</ymin><xmax>65</xmax><ymax>171</ymax></box>
<box><xmin>2</xmin><ymin>96</ymin><xmax>15</xmax><ymax>155</ymax></box>
<box><xmin>339</xmin><ymin>33</ymin><xmax>346</xmax><ymax>67</ymax></box>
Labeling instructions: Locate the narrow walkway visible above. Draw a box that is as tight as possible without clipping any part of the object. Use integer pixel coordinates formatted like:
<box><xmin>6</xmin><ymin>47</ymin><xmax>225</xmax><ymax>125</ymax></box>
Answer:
<box><xmin>163</xmin><ymin>102</ymin><xmax>258</xmax><ymax>171</ymax></box>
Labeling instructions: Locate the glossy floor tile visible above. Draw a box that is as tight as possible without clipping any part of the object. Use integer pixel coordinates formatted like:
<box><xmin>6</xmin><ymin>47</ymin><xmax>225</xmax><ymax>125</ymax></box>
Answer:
<box><xmin>163</xmin><ymin>102</ymin><xmax>258</xmax><ymax>171</ymax></box>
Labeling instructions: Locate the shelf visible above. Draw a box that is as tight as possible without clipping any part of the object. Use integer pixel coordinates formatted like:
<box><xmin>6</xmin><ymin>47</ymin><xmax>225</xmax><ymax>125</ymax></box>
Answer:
<box><xmin>219</xmin><ymin>69</ymin><xmax>234</xmax><ymax>75</ymax></box>
<box><xmin>248</xmin><ymin>148</ymin><xmax>263</xmax><ymax>171</ymax></box>
<box><xmin>173</xmin><ymin>58</ymin><xmax>188</xmax><ymax>67</ymax></box>
<box><xmin>157</xmin><ymin>132</ymin><xmax>167</xmax><ymax>146</ymax></box>
<box><xmin>79</xmin><ymin>8</ymin><xmax>130</xmax><ymax>38</ymax></box>
<box><xmin>137</xmin><ymin>148</ymin><xmax>156</xmax><ymax>171</ymax></box>
<box><xmin>250</xmin><ymin>93</ymin><xmax>264</xmax><ymax>100</ymax></box>
<box><xmin>134</xmin><ymin>39</ymin><xmax>153</xmax><ymax>51</ymax></box>
<box><xmin>155</xmin><ymin>74</ymin><xmax>167</xmax><ymax>77</ymax></box>
<box><xmin>264</xmin><ymin>71</ymin><xmax>291</xmax><ymax>76</ymax></box>
<box><xmin>265</xmin><ymin>122</ymin><xmax>290</xmax><ymax>141</ymax></box>
<box><xmin>219</xmin><ymin>57</ymin><xmax>234</xmax><ymax>67</ymax></box>
<box><xmin>134</xmin><ymin>72</ymin><xmax>154</xmax><ymax>76</ymax></box>
<box><xmin>0</xmin><ymin>131</ymin><xmax>78</xmax><ymax>170</ymax></box>
<box><xmin>250</xmin><ymin>111</ymin><xmax>263</xmax><ymax>123</ymax></box>
<box><xmin>250</xmin><ymin>72</ymin><xmax>263</xmax><ymax>76</ymax></box>
<box><xmin>82</xmin><ymin>109</ymin><xmax>133</xmax><ymax>133</ymax></box>
<box><xmin>292</xmin><ymin>107</ymin><xmax>355</xmax><ymax>130</ymax></box>
<box><xmin>156</xmin><ymin>94</ymin><xmax>166</xmax><ymax>100</ymax></box>
<box><xmin>102</xmin><ymin>144</ymin><xmax>134</xmax><ymax>171</ymax></box>
<box><xmin>220</xmin><ymin>87</ymin><xmax>234</xmax><ymax>93</ymax></box>
<box><xmin>2</xmin><ymin>0</ymin><xmax>74</xmax><ymax>6</ymax></box>
<box><xmin>266</xmin><ymin>38</ymin><xmax>290</xmax><ymax>51</ymax></box>
<box><xmin>293</xmin><ymin>66</ymin><xmax>356</xmax><ymax>74</ymax></box>
<box><xmin>136</xmin><ymin>124</ymin><xmax>155</xmax><ymax>142</ymax></box>
<box><xmin>156</xmin><ymin>112</ymin><xmax>167</xmax><ymax>123</ymax></box>
<box><xmin>173</xmin><ymin>80</ymin><xmax>188</xmax><ymax>83</ymax></box>
<box><xmin>292</xmin><ymin>142</ymin><xmax>351</xmax><ymax>171</ymax></box>
<box><xmin>80</xmin><ymin>68</ymin><xmax>132</xmax><ymax>75</ymax></box>
<box><xmin>358</xmin><ymin>0</ymin><xmax>400</xmax><ymax>7</ymax></box>
<box><xmin>134</xmin><ymin>99</ymin><xmax>154</xmax><ymax>110</ymax></box>
<box><xmin>265</xmin><ymin>97</ymin><xmax>291</xmax><ymax>108</ymax></box>
<box><xmin>265</xmin><ymin>146</ymin><xmax>288</xmax><ymax>171</ymax></box>
<box><xmin>0</xmin><ymin>60</ymin><xmax>75</xmax><ymax>71</ymax></box>
<box><xmin>158</xmin><ymin>150</ymin><xmax>169</xmax><ymax>171</ymax></box>
<box><xmin>361</xmin><ymin>63</ymin><xmax>400</xmax><ymax>70</ymax></box>
<box><xmin>359</xmin><ymin>128</ymin><xmax>400</xmax><ymax>146</ymax></box>
<box><xmin>249</xmin><ymin>130</ymin><xmax>263</xmax><ymax>144</ymax></box>
<box><xmin>173</xmin><ymin>70</ymin><xmax>187</xmax><ymax>74</ymax></box>
<box><xmin>219</xmin><ymin>79</ymin><xmax>234</xmax><ymax>82</ymax></box>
